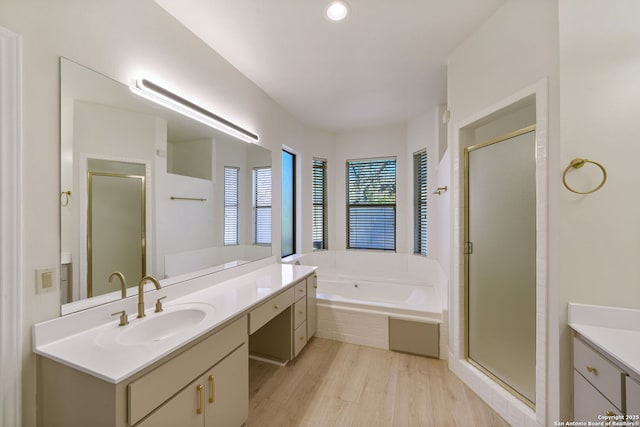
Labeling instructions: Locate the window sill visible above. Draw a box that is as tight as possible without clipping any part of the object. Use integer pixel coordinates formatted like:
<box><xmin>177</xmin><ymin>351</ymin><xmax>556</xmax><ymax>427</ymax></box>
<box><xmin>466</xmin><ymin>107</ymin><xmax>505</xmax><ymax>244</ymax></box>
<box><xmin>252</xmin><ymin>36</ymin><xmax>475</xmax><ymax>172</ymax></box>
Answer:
<box><xmin>281</xmin><ymin>253</ymin><xmax>305</xmax><ymax>264</ymax></box>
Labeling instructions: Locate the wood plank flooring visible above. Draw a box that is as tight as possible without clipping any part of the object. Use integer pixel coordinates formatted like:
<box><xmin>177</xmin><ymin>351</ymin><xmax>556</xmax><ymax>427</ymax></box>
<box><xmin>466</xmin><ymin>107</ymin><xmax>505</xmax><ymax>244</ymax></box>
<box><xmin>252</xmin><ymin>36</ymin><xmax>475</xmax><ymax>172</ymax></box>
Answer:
<box><xmin>246</xmin><ymin>338</ymin><xmax>510</xmax><ymax>427</ymax></box>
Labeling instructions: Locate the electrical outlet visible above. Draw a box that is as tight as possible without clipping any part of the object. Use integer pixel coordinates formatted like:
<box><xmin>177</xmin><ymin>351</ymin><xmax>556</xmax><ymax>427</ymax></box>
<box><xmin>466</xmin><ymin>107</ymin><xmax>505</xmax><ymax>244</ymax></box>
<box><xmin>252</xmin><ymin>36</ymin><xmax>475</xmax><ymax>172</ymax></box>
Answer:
<box><xmin>36</xmin><ymin>267</ymin><xmax>58</xmax><ymax>294</ymax></box>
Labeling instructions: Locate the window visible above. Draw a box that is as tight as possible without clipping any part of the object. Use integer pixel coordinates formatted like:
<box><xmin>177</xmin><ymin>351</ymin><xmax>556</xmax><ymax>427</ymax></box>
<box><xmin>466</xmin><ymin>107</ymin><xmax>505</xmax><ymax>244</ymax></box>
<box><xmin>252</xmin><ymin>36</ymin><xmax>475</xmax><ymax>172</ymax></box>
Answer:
<box><xmin>414</xmin><ymin>149</ymin><xmax>427</xmax><ymax>255</ymax></box>
<box><xmin>281</xmin><ymin>149</ymin><xmax>296</xmax><ymax>258</ymax></box>
<box><xmin>254</xmin><ymin>167</ymin><xmax>272</xmax><ymax>245</ymax></box>
<box><xmin>223</xmin><ymin>167</ymin><xmax>239</xmax><ymax>245</ymax></box>
<box><xmin>312</xmin><ymin>158</ymin><xmax>328</xmax><ymax>250</ymax></box>
<box><xmin>346</xmin><ymin>158</ymin><xmax>396</xmax><ymax>251</ymax></box>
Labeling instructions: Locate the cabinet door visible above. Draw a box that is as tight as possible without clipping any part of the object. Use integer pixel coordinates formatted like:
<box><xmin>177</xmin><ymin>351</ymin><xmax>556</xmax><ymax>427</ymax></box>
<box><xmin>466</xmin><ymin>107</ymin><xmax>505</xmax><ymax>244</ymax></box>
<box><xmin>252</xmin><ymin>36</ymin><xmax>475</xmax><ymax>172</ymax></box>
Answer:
<box><xmin>306</xmin><ymin>275</ymin><xmax>317</xmax><ymax>338</ymax></box>
<box><xmin>628</xmin><ymin>376</ymin><xmax>640</xmax><ymax>415</ymax></box>
<box><xmin>137</xmin><ymin>377</ymin><xmax>204</xmax><ymax>427</ymax></box>
<box><xmin>573</xmin><ymin>370</ymin><xmax>620</xmax><ymax>422</ymax></box>
<box><xmin>204</xmin><ymin>343</ymin><xmax>248</xmax><ymax>427</ymax></box>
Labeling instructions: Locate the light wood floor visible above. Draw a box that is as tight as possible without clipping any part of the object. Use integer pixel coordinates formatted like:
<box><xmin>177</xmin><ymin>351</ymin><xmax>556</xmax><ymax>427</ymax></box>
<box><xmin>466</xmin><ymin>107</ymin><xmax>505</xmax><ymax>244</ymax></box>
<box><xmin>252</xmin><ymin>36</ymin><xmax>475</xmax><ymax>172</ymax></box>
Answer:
<box><xmin>246</xmin><ymin>338</ymin><xmax>510</xmax><ymax>427</ymax></box>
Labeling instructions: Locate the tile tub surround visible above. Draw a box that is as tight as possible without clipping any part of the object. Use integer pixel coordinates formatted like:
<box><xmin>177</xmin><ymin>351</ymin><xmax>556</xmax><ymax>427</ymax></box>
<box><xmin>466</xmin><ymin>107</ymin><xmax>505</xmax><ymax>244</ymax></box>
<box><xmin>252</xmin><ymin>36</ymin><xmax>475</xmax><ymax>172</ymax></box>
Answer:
<box><xmin>568</xmin><ymin>303</ymin><xmax>640</xmax><ymax>381</ymax></box>
<box><xmin>33</xmin><ymin>262</ymin><xmax>317</xmax><ymax>383</ymax></box>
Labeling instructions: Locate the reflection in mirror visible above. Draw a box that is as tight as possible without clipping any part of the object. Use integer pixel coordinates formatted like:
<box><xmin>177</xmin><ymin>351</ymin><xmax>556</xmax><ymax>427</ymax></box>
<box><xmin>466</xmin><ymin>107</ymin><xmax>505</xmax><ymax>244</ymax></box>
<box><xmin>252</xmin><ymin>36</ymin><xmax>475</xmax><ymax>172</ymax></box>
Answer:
<box><xmin>60</xmin><ymin>58</ymin><xmax>272</xmax><ymax>314</ymax></box>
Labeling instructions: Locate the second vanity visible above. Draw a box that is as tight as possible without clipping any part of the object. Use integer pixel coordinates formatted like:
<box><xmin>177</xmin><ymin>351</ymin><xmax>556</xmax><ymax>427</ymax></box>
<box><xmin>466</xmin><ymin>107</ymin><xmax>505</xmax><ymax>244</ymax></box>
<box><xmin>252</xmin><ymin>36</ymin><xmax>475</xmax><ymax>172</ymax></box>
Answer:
<box><xmin>569</xmin><ymin>303</ymin><xmax>640</xmax><ymax>423</ymax></box>
<box><xmin>33</xmin><ymin>262</ymin><xmax>317</xmax><ymax>427</ymax></box>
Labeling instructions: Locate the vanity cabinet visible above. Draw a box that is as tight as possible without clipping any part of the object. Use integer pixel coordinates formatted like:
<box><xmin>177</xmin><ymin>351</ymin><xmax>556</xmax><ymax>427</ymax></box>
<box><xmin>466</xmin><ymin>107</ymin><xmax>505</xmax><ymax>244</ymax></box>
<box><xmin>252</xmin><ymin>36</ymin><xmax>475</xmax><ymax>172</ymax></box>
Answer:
<box><xmin>137</xmin><ymin>342</ymin><xmax>247</xmax><ymax>427</ymax></box>
<box><xmin>307</xmin><ymin>274</ymin><xmax>317</xmax><ymax>338</ymax></box>
<box><xmin>293</xmin><ymin>280</ymin><xmax>307</xmax><ymax>358</ymax></box>
<box><xmin>248</xmin><ymin>274</ymin><xmax>317</xmax><ymax>362</ymax></box>
<box><xmin>37</xmin><ymin>317</ymin><xmax>248</xmax><ymax>427</ymax></box>
<box><xmin>572</xmin><ymin>334</ymin><xmax>636</xmax><ymax>421</ymax></box>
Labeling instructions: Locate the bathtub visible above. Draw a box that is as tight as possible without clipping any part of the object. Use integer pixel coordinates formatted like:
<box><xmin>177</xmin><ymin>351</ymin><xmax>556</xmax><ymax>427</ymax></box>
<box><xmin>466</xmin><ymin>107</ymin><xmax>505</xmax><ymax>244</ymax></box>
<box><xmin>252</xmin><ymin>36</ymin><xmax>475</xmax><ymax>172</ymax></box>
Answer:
<box><xmin>316</xmin><ymin>278</ymin><xmax>442</xmax><ymax>321</ymax></box>
<box><xmin>315</xmin><ymin>276</ymin><xmax>447</xmax><ymax>358</ymax></box>
<box><xmin>287</xmin><ymin>251</ymin><xmax>448</xmax><ymax>358</ymax></box>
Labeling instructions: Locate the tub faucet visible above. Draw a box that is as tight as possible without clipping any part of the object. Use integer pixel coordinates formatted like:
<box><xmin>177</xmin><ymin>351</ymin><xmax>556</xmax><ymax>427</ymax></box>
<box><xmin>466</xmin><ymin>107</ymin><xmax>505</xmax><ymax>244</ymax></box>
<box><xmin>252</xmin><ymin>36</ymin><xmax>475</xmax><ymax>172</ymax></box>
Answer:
<box><xmin>108</xmin><ymin>271</ymin><xmax>127</xmax><ymax>298</ymax></box>
<box><xmin>137</xmin><ymin>275</ymin><xmax>161</xmax><ymax>318</ymax></box>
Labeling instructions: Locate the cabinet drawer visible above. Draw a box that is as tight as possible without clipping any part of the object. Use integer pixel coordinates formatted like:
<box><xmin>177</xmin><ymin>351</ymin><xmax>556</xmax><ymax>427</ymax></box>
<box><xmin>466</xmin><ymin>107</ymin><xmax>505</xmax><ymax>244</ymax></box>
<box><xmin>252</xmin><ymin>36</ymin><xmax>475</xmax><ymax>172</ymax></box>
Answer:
<box><xmin>128</xmin><ymin>316</ymin><xmax>247</xmax><ymax>425</ymax></box>
<box><xmin>294</xmin><ymin>322</ymin><xmax>307</xmax><ymax>357</ymax></box>
<box><xmin>294</xmin><ymin>297</ymin><xmax>306</xmax><ymax>329</ymax></box>
<box><xmin>249</xmin><ymin>288</ymin><xmax>294</xmax><ymax>335</ymax></box>
<box><xmin>628</xmin><ymin>376</ymin><xmax>640</xmax><ymax>415</ymax></box>
<box><xmin>573</xmin><ymin>337</ymin><xmax>624</xmax><ymax>410</ymax></box>
<box><xmin>573</xmin><ymin>370</ymin><xmax>621</xmax><ymax>422</ymax></box>
<box><xmin>294</xmin><ymin>280</ymin><xmax>307</xmax><ymax>301</ymax></box>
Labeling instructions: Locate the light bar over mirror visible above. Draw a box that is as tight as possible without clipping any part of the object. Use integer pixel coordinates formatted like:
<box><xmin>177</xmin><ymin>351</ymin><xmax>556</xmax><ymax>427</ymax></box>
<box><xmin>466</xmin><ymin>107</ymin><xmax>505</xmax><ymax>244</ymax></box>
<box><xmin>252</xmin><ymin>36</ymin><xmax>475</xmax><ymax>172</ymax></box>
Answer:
<box><xmin>132</xmin><ymin>78</ymin><xmax>259</xmax><ymax>143</ymax></box>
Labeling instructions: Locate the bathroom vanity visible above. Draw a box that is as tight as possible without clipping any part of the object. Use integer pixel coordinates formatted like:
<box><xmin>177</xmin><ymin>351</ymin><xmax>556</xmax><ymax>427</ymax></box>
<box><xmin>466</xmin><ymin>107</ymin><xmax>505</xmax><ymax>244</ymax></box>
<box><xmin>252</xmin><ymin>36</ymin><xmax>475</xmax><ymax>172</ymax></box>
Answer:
<box><xmin>34</xmin><ymin>263</ymin><xmax>317</xmax><ymax>427</ymax></box>
<box><xmin>569</xmin><ymin>303</ymin><xmax>640</xmax><ymax>422</ymax></box>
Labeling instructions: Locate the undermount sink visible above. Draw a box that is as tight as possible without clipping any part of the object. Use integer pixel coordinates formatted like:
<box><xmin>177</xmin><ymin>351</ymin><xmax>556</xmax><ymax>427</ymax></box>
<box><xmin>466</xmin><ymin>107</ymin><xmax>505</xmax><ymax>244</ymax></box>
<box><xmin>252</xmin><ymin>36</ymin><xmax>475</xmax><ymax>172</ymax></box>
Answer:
<box><xmin>97</xmin><ymin>303</ymin><xmax>215</xmax><ymax>347</ymax></box>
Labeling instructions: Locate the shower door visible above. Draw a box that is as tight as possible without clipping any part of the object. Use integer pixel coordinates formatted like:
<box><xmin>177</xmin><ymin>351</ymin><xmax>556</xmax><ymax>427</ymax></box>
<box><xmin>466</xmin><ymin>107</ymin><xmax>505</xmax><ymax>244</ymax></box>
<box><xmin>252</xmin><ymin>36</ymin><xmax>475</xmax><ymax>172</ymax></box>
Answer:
<box><xmin>465</xmin><ymin>126</ymin><xmax>536</xmax><ymax>406</ymax></box>
<box><xmin>88</xmin><ymin>172</ymin><xmax>146</xmax><ymax>297</ymax></box>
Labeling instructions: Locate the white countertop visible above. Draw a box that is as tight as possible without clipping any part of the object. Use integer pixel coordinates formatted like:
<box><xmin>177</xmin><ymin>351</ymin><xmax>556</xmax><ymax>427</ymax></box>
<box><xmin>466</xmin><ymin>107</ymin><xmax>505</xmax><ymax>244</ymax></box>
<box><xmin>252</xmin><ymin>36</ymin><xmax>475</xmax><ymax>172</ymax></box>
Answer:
<box><xmin>33</xmin><ymin>263</ymin><xmax>316</xmax><ymax>384</ymax></box>
<box><xmin>568</xmin><ymin>303</ymin><xmax>640</xmax><ymax>381</ymax></box>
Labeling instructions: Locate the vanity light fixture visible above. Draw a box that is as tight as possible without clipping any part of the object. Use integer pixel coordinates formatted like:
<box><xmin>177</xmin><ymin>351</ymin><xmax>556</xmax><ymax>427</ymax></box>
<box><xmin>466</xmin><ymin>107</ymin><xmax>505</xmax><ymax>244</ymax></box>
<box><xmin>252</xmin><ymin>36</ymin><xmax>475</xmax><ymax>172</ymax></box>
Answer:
<box><xmin>131</xmin><ymin>79</ymin><xmax>259</xmax><ymax>143</ymax></box>
<box><xmin>326</xmin><ymin>0</ymin><xmax>350</xmax><ymax>21</ymax></box>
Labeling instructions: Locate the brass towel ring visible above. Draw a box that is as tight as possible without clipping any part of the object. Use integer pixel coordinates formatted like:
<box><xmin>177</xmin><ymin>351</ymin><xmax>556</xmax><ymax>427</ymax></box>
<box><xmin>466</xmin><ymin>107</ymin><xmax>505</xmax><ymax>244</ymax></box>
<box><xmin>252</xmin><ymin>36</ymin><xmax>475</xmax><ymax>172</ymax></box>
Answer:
<box><xmin>562</xmin><ymin>158</ymin><xmax>607</xmax><ymax>194</ymax></box>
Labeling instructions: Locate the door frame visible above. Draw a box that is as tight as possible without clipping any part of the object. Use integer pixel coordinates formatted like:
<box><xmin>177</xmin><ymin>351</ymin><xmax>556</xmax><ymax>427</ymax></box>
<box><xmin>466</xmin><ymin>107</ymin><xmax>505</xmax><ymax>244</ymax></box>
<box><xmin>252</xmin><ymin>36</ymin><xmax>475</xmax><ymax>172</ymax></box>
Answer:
<box><xmin>78</xmin><ymin>153</ymin><xmax>152</xmax><ymax>301</ymax></box>
<box><xmin>449</xmin><ymin>79</ymin><xmax>548</xmax><ymax>426</ymax></box>
<box><xmin>0</xmin><ymin>25</ymin><xmax>23</xmax><ymax>426</ymax></box>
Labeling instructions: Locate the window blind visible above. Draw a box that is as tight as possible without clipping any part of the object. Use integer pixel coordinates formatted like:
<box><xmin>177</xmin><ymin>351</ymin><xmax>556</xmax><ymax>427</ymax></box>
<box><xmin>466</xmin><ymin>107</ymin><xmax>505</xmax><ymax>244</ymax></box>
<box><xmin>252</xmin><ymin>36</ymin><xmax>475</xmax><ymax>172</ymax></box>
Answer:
<box><xmin>346</xmin><ymin>158</ymin><xmax>396</xmax><ymax>251</ymax></box>
<box><xmin>254</xmin><ymin>167</ymin><xmax>272</xmax><ymax>245</ymax></box>
<box><xmin>223</xmin><ymin>167</ymin><xmax>239</xmax><ymax>246</ymax></box>
<box><xmin>414</xmin><ymin>149</ymin><xmax>427</xmax><ymax>255</ymax></box>
<box><xmin>312</xmin><ymin>158</ymin><xmax>328</xmax><ymax>250</ymax></box>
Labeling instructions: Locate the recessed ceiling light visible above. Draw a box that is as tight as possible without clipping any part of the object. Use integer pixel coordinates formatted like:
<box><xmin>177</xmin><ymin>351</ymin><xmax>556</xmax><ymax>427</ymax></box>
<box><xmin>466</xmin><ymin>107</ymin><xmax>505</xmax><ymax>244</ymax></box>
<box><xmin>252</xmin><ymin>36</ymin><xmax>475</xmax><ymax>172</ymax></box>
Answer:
<box><xmin>326</xmin><ymin>1</ymin><xmax>350</xmax><ymax>22</ymax></box>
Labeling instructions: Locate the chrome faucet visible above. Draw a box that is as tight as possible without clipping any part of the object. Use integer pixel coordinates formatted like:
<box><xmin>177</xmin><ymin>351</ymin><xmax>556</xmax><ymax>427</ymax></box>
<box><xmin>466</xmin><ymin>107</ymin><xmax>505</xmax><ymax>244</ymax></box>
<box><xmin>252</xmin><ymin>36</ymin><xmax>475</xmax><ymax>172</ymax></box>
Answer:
<box><xmin>108</xmin><ymin>271</ymin><xmax>127</xmax><ymax>298</ymax></box>
<box><xmin>137</xmin><ymin>275</ymin><xmax>161</xmax><ymax>318</ymax></box>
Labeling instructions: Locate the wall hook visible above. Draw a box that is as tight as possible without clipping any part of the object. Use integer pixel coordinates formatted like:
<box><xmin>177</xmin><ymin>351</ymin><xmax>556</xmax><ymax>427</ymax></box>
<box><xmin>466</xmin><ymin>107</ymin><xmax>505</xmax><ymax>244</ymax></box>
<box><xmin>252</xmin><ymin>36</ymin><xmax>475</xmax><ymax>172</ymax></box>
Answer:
<box><xmin>60</xmin><ymin>191</ymin><xmax>71</xmax><ymax>207</ymax></box>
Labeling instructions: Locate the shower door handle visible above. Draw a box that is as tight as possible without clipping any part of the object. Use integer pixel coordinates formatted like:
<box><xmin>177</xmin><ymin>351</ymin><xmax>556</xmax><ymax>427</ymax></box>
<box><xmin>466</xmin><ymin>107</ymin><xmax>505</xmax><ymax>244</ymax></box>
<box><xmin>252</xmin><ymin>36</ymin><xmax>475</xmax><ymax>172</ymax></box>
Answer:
<box><xmin>464</xmin><ymin>242</ymin><xmax>473</xmax><ymax>254</ymax></box>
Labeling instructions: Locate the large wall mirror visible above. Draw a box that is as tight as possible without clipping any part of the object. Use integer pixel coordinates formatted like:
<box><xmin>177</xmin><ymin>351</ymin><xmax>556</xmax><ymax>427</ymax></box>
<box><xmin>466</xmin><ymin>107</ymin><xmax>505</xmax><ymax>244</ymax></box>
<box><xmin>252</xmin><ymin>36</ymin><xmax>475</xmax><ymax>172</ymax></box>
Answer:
<box><xmin>60</xmin><ymin>58</ymin><xmax>272</xmax><ymax>314</ymax></box>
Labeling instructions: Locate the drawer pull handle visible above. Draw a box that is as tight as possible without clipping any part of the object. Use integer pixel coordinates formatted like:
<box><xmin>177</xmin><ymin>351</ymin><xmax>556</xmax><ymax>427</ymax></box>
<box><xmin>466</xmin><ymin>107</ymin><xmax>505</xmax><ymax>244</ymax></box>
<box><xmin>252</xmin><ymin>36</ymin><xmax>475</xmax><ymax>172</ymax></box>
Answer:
<box><xmin>299</xmin><ymin>310</ymin><xmax>304</xmax><ymax>315</ymax></box>
<box><xmin>196</xmin><ymin>384</ymin><xmax>204</xmax><ymax>414</ymax></box>
<box><xmin>208</xmin><ymin>375</ymin><xmax>215</xmax><ymax>403</ymax></box>
<box><xmin>274</xmin><ymin>304</ymin><xmax>280</xmax><ymax>310</ymax></box>
<box><xmin>300</xmin><ymin>336</ymin><xmax>305</xmax><ymax>341</ymax></box>
<box><xmin>298</xmin><ymin>288</ymin><xmax>304</xmax><ymax>292</ymax></box>
<box><xmin>606</xmin><ymin>411</ymin><xmax>616</xmax><ymax>417</ymax></box>
<box><xmin>586</xmin><ymin>365</ymin><xmax>598</xmax><ymax>375</ymax></box>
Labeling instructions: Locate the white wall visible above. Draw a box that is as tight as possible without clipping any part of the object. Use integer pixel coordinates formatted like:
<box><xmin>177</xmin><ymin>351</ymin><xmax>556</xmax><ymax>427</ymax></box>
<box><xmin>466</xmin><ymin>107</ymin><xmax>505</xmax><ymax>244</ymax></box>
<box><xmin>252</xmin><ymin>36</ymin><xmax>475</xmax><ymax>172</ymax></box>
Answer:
<box><xmin>559</xmin><ymin>0</ymin><xmax>640</xmax><ymax>309</ymax></box>
<box><xmin>407</xmin><ymin>108</ymin><xmax>440</xmax><ymax>258</ymax></box>
<box><xmin>301</xmin><ymin>129</ymin><xmax>337</xmax><ymax>252</ymax></box>
<box><xmin>447</xmin><ymin>0</ymin><xmax>560</xmax><ymax>424</ymax></box>
<box><xmin>435</xmin><ymin>148</ymin><xmax>451</xmax><ymax>276</ymax></box>
<box><xmin>557</xmin><ymin>0</ymin><xmax>640</xmax><ymax>420</ymax></box>
<box><xmin>168</xmin><ymin>138</ymin><xmax>213</xmax><ymax>180</ymax></box>
<box><xmin>0</xmin><ymin>0</ymin><xmax>311</xmax><ymax>424</ymax></box>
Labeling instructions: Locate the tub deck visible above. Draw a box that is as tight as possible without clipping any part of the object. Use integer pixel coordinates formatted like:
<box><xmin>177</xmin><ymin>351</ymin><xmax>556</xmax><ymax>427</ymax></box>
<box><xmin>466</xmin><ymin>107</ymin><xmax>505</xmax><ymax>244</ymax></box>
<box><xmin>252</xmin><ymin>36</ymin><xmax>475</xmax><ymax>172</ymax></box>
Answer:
<box><xmin>316</xmin><ymin>277</ymin><xmax>443</xmax><ymax>321</ymax></box>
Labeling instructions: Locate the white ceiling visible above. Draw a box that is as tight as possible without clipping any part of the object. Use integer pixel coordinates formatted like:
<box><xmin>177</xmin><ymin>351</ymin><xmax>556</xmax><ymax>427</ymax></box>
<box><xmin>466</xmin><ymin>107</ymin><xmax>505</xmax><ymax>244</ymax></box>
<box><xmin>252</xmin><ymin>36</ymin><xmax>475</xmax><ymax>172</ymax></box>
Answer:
<box><xmin>155</xmin><ymin>0</ymin><xmax>505</xmax><ymax>131</ymax></box>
